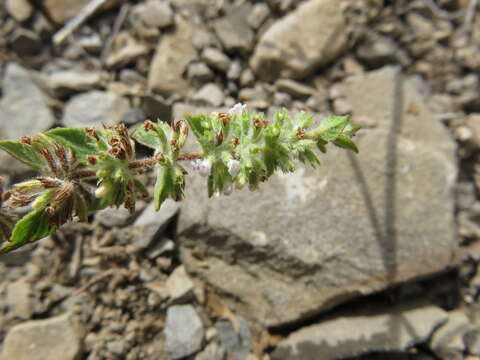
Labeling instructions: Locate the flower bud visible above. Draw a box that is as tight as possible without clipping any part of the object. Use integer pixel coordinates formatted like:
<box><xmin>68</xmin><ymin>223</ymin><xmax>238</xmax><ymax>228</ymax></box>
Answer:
<box><xmin>227</xmin><ymin>159</ymin><xmax>240</xmax><ymax>178</ymax></box>
<box><xmin>191</xmin><ymin>159</ymin><xmax>212</xmax><ymax>177</ymax></box>
<box><xmin>227</xmin><ymin>103</ymin><xmax>247</xmax><ymax>118</ymax></box>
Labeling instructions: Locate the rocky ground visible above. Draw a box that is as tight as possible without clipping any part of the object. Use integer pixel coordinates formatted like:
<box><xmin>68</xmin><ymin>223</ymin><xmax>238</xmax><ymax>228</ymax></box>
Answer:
<box><xmin>0</xmin><ymin>0</ymin><xmax>480</xmax><ymax>359</ymax></box>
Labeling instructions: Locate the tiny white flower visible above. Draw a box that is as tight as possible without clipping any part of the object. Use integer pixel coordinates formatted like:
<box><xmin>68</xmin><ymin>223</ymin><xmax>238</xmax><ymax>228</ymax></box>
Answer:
<box><xmin>191</xmin><ymin>159</ymin><xmax>212</xmax><ymax>177</ymax></box>
<box><xmin>227</xmin><ymin>103</ymin><xmax>247</xmax><ymax>117</ymax></box>
<box><xmin>227</xmin><ymin>159</ymin><xmax>241</xmax><ymax>178</ymax></box>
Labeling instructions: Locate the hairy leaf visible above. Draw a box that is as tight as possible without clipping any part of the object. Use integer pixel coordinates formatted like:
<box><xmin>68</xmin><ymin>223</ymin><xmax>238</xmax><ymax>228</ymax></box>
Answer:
<box><xmin>132</xmin><ymin>126</ymin><xmax>162</xmax><ymax>150</ymax></box>
<box><xmin>45</xmin><ymin>127</ymin><xmax>102</xmax><ymax>160</ymax></box>
<box><xmin>333</xmin><ymin>135</ymin><xmax>359</xmax><ymax>153</ymax></box>
<box><xmin>318</xmin><ymin>116</ymin><xmax>349</xmax><ymax>141</ymax></box>
<box><xmin>0</xmin><ymin>208</ymin><xmax>56</xmax><ymax>254</ymax></box>
<box><xmin>0</xmin><ymin>140</ymin><xmax>45</xmax><ymax>171</ymax></box>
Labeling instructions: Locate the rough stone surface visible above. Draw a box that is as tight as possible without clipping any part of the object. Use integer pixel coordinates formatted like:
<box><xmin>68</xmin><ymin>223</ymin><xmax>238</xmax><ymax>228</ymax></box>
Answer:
<box><xmin>148</xmin><ymin>16</ymin><xmax>198</xmax><ymax>96</ymax></box>
<box><xmin>0</xmin><ymin>62</ymin><xmax>55</xmax><ymax>140</ymax></box>
<box><xmin>192</xmin><ymin>83</ymin><xmax>225</xmax><ymax>106</ymax></box>
<box><xmin>275</xmin><ymin>79</ymin><xmax>316</xmax><ymax>98</ymax></box>
<box><xmin>6</xmin><ymin>278</ymin><xmax>31</xmax><ymax>319</ymax></box>
<box><xmin>247</xmin><ymin>3</ymin><xmax>270</xmax><ymax>29</ymax></box>
<box><xmin>131</xmin><ymin>0</ymin><xmax>173</xmax><ymax>28</ymax></box>
<box><xmin>49</xmin><ymin>70</ymin><xmax>103</xmax><ymax>96</ymax></box>
<box><xmin>215</xmin><ymin>316</ymin><xmax>251</xmax><ymax>360</ymax></box>
<box><xmin>188</xmin><ymin>62</ymin><xmax>214</xmax><ymax>82</ymax></box>
<box><xmin>201</xmin><ymin>47</ymin><xmax>230</xmax><ymax>72</ymax></box>
<box><xmin>43</xmin><ymin>0</ymin><xmax>90</xmax><ymax>24</ymax></box>
<box><xmin>105</xmin><ymin>32</ymin><xmax>149</xmax><ymax>69</ymax></box>
<box><xmin>430</xmin><ymin>310</ymin><xmax>474</xmax><ymax>360</ymax></box>
<box><xmin>43</xmin><ymin>0</ymin><xmax>116</xmax><ymax>24</ymax></box>
<box><xmin>194</xmin><ymin>341</ymin><xmax>226</xmax><ymax>360</ymax></box>
<box><xmin>271</xmin><ymin>305</ymin><xmax>448</xmax><ymax>360</ymax></box>
<box><xmin>250</xmin><ymin>0</ymin><xmax>350</xmax><ymax>80</ymax></box>
<box><xmin>178</xmin><ymin>66</ymin><xmax>458</xmax><ymax>327</ymax></box>
<box><xmin>62</xmin><ymin>90</ymin><xmax>129</xmax><ymax>127</ymax></box>
<box><xmin>213</xmin><ymin>3</ymin><xmax>254</xmax><ymax>53</ymax></box>
<box><xmin>1</xmin><ymin>313</ymin><xmax>83</xmax><ymax>360</ymax></box>
<box><xmin>95</xmin><ymin>207</ymin><xmax>133</xmax><ymax>228</ymax></box>
<box><xmin>165</xmin><ymin>305</ymin><xmax>204</xmax><ymax>359</ymax></box>
<box><xmin>6</xmin><ymin>0</ymin><xmax>33</xmax><ymax>22</ymax></box>
<box><xmin>133</xmin><ymin>199</ymin><xmax>180</xmax><ymax>249</ymax></box>
<box><xmin>166</xmin><ymin>265</ymin><xmax>195</xmax><ymax>303</ymax></box>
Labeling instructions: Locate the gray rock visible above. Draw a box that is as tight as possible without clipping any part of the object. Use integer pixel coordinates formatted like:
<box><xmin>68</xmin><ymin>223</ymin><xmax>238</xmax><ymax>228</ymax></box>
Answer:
<box><xmin>0</xmin><ymin>62</ymin><xmax>55</xmax><ymax>140</ymax></box>
<box><xmin>166</xmin><ymin>265</ymin><xmax>195</xmax><ymax>303</ymax></box>
<box><xmin>247</xmin><ymin>3</ymin><xmax>270</xmax><ymax>29</ymax></box>
<box><xmin>213</xmin><ymin>3</ymin><xmax>254</xmax><ymax>53</ymax></box>
<box><xmin>333</xmin><ymin>98</ymin><xmax>352</xmax><ymax>115</ymax></box>
<box><xmin>356</xmin><ymin>33</ymin><xmax>402</xmax><ymax>68</ymax></box>
<box><xmin>192</xmin><ymin>83</ymin><xmax>224</xmax><ymax>107</ymax></box>
<box><xmin>6</xmin><ymin>278</ymin><xmax>31</xmax><ymax>319</ymax></box>
<box><xmin>141</xmin><ymin>94</ymin><xmax>172</xmax><ymax>122</ymax></box>
<box><xmin>131</xmin><ymin>0</ymin><xmax>173</xmax><ymax>28</ymax></box>
<box><xmin>107</xmin><ymin>339</ymin><xmax>127</xmax><ymax>356</ymax></box>
<box><xmin>178</xmin><ymin>66</ymin><xmax>457</xmax><ymax>327</ymax></box>
<box><xmin>78</xmin><ymin>34</ymin><xmax>102</xmax><ymax>54</ymax></box>
<box><xmin>456</xmin><ymin>181</ymin><xmax>476</xmax><ymax>211</ymax></box>
<box><xmin>250</xmin><ymin>0</ymin><xmax>350</xmax><ymax>80</ymax></box>
<box><xmin>271</xmin><ymin>305</ymin><xmax>448</xmax><ymax>360</ymax></box>
<box><xmin>227</xmin><ymin>60</ymin><xmax>242</xmax><ymax>80</ymax></box>
<box><xmin>133</xmin><ymin>199</ymin><xmax>180</xmax><ymax>249</ymax></box>
<box><xmin>430</xmin><ymin>310</ymin><xmax>474</xmax><ymax>360</ymax></box>
<box><xmin>240</xmin><ymin>68</ymin><xmax>255</xmax><ymax>87</ymax></box>
<box><xmin>95</xmin><ymin>207</ymin><xmax>133</xmax><ymax>228</ymax></box>
<box><xmin>105</xmin><ymin>32</ymin><xmax>149</xmax><ymax>69</ymax></box>
<box><xmin>122</xmin><ymin>108</ymin><xmax>146</xmax><ymax>125</ymax></box>
<box><xmin>148</xmin><ymin>15</ymin><xmax>198</xmax><ymax>96</ymax></box>
<box><xmin>43</xmin><ymin>0</ymin><xmax>91</xmax><ymax>24</ymax></box>
<box><xmin>201</xmin><ymin>47</ymin><xmax>230</xmax><ymax>73</ymax></box>
<box><xmin>6</xmin><ymin>0</ymin><xmax>33</xmax><ymax>22</ymax></box>
<box><xmin>188</xmin><ymin>62</ymin><xmax>214</xmax><ymax>83</ymax></box>
<box><xmin>1</xmin><ymin>313</ymin><xmax>83</xmax><ymax>360</ymax></box>
<box><xmin>215</xmin><ymin>316</ymin><xmax>251</xmax><ymax>360</ymax></box>
<box><xmin>10</xmin><ymin>28</ymin><xmax>42</xmax><ymax>55</ymax></box>
<box><xmin>62</xmin><ymin>90</ymin><xmax>129</xmax><ymax>127</ymax></box>
<box><xmin>49</xmin><ymin>70</ymin><xmax>103</xmax><ymax>96</ymax></box>
<box><xmin>165</xmin><ymin>305</ymin><xmax>204</xmax><ymax>359</ymax></box>
<box><xmin>464</xmin><ymin>327</ymin><xmax>480</xmax><ymax>356</ymax></box>
<box><xmin>146</xmin><ymin>237</ymin><xmax>175</xmax><ymax>259</ymax></box>
<box><xmin>195</xmin><ymin>341</ymin><xmax>226</xmax><ymax>360</ymax></box>
<box><xmin>275</xmin><ymin>79</ymin><xmax>316</xmax><ymax>98</ymax></box>
<box><xmin>273</xmin><ymin>92</ymin><xmax>292</xmax><ymax>107</ymax></box>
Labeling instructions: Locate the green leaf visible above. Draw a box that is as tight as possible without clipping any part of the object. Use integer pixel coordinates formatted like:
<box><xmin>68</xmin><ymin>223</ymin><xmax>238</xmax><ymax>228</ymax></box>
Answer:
<box><xmin>295</xmin><ymin>112</ymin><xmax>313</xmax><ymax>129</ymax></box>
<box><xmin>333</xmin><ymin>135</ymin><xmax>359</xmax><ymax>153</ymax></box>
<box><xmin>45</xmin><ymin>128</ymin><xmax>100</xmax><ymax>159</ymax></box>
<box><xmin>0</xmin><ymin>141</ymin><xmax>45</xmax><ymax>171</ymax></box>
<box><xmin>342</xmin><ymin>123</ymin><xmax>361</xmax><ymax>136</ymax></box>
<box><xmin>185</xmin><ymin>114</ymin><xmax>209</xmax><ymax>150</ymax></box>
<box><xmin>302</xmin><ymin>149</ymin><xmax>320</xmax><ymax>167</ymax></box>
<box><xmin>154</xmin><ymin>166</ymin><xmax>172</xmax><ymax>210</ymax></box>
<box><xmin>0</xmin><ymin>208</ymin><xmax>56</xmax><ymax>254</ymax></box>
<box><xmin>318</xmin><ymin>116</ymin><xmax>349</xmax><ymax>141</ymax></box>
<box><xmin>132</xmin><ymin>126</ymin><xmax>162</xmax><ymax>150</ymax></box>
<box><xmin>316</xmin><ymin>139</ymin><xmax>328</xmax><ymax>153</ymax></box>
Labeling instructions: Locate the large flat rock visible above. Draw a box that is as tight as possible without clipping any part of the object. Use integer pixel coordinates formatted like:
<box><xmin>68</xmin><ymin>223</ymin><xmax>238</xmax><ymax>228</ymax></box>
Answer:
<box><xmin>148</xmin><ymin>16</ymin><xmax>198</xmax><ymax>97</ymax></box>
<box><xmin>250</xmin><ymin>0</ymin><xmax>350</xmax><ymax>80</ymax></box>
<box><xmin>178</xmin><ymin>66</ymin><xmax>458</xmax><ymax>327</ymax></box>
<box><xmin>271</xmin><ymin>305</ymin><xmax>448</xmax><ymax>360</ymax></box>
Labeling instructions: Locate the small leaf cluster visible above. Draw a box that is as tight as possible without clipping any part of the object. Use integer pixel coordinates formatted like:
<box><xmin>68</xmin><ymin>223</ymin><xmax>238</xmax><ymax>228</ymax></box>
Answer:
<box><xmin>0</xmin><ymin>105</ymin><xmax>359</xmax><ymax>254</ymax></box>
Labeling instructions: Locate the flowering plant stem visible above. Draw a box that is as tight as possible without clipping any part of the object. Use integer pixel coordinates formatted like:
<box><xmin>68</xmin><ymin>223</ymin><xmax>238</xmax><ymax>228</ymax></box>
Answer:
<box><xmin>0</xmin><ymin>104</ymin><xmax>360</xmax><ymax>254</ymax></box>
